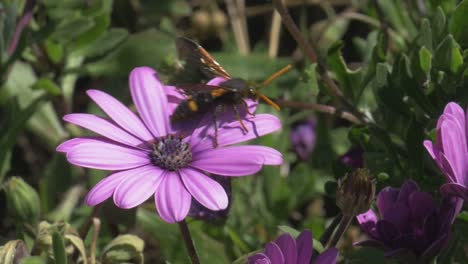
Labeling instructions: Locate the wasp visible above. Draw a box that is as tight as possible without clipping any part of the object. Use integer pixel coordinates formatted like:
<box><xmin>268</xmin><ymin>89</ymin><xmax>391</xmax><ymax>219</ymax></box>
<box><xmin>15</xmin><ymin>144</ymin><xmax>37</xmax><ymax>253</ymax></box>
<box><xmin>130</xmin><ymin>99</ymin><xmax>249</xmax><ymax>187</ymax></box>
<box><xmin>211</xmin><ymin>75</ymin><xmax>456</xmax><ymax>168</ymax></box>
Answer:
<box><xmin>170</xmin><ymin>37</ymin><xmax>291</xmax><ymax>147</ymax></box>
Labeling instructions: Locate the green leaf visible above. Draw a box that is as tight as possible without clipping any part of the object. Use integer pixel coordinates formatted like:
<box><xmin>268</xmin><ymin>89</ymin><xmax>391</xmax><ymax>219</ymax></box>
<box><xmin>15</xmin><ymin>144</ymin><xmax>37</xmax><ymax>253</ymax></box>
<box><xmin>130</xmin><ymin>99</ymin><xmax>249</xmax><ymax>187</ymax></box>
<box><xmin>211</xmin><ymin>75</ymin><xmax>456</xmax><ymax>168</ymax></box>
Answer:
<box><xmin>50</xmin><ymin>17</ymin><xmax>95</xmax><ymax>44</ymax></box>
<box><xmin>431</xmin><ymin>7</ymin><xmax>447</xmax><ymax>42</ymax></box>
<box><xmin>434</xmin><ymin>35</ymin><xmax>463</xmax><ymax>73</ymax></box>
<box><xmin>419</xmin><ymin>46</ymin><xmax>433</xmax><ymax>75</ymax></box>
<box><xmin>4</xmin><ymin>62</ymin><xmax>67</xmax><ymax>147</ymax></box>
<box><xmin>76</xmin><ymin>28</ymin><xmax>128</xmax><ymax>58</ymax></box>
<box><xmin>417</xmin><ymin>19</ymin><xmax>433</xmax><ymax>51</ymax></box>
<box><xmin>32</xmin><ymin>78</ymin><xmax>62</xmax><ymax>96</ymax></box>
<box><xmin>0</xmin><ymin>96</ymin><xmax>46</xmax><ymax>183</ymax></box>
<box><xmin>450</xmin><ymin>0</ymin><xmax>468</xmax><ymax>47</ymax></box>
<box><xmin>277</xmin><ymin>225</ymin><xmax>300</xmax><ymax>237</ymax></box>
<box><xmin>52</xmin><ymin>232</ymin><xmax>67</xmax><ymax>264</ymax></box>
<box><xmin>327</xmin><ymin>42</ymin><xmax>362</xmax><ymax>102</ymax></box>
<box><xmin>85</xmin><ymin>29</ymin><xmax>174</xmax><ymax>76</ymax></box>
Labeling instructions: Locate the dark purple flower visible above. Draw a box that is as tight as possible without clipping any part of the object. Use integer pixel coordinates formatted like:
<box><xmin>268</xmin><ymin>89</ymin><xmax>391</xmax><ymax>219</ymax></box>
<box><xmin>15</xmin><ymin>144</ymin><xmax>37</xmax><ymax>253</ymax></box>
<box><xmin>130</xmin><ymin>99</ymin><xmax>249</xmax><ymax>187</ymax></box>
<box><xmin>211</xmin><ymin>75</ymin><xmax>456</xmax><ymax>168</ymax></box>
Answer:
<box><xmin>57</xmin><ymin>67</ymin><xmax>282</xmax><ymax>223</ymax></box>
<box><xmin>356</xmin><ymin>180</ymin><xmax>460</xmax><ymax>261</ymax></box>
<box><xmin>290</xmin><ymin>119</ymin><xmax>316</xmax><ymax>160</ymax></box>
<box><xmin>340</xmin><ymin>147</ymin><xmax>364</xmax><ymax>168</ymax></box>
<box><xmin>248</xmin><ymin>230</ymin><xmax>339</xmax><ymax>264</ymax></box>
<box><xmin>424</xmin><ymin>102</ymin><xmax>468</xmax><ymax>201</ymax></box>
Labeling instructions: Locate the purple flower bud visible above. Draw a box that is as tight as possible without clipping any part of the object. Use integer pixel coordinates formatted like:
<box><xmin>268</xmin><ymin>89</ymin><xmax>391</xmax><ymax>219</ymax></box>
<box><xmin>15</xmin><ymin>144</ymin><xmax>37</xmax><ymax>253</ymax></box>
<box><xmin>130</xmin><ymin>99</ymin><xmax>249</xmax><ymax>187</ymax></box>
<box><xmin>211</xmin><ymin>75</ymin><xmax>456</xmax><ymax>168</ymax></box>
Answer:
<box><xmin>290</xmin><ymin>119</ymin><xmax>316</xmax><ymax>160</ymax></box>
<box><xmin>340</xmin><ymin>147</ymin><xmax>364</xmax><ymax>168</ymax></box>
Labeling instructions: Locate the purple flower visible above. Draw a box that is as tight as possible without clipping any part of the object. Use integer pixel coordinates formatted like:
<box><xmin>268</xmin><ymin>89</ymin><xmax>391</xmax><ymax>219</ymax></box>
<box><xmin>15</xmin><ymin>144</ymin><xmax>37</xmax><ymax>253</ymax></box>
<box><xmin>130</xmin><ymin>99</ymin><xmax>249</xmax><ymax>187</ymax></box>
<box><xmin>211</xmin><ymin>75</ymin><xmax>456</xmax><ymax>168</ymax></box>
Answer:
<box><xmin>290</xmin><ymin>119</ymin><xmax>316</xmax><ymax>160</ymax></box>
<box><xmin>356</xmin><ymin>180</ymin><xmax>459</xmax><ymax>261</ymax></box>
<box><xmin>57</xmin><ymin>67</ymin><xmax>282</xmax><ymax>223</ymax></box>
<box><xmin>340</xmin><ymin>147</ymin><xmax>364</xmax><ymax>168</ymax></box>
<box><xmin>424</xmin><ymin>102</ymin><xmax>468</xmax><ymax>201</ymax></box>
<box><xmin>248</xmin><ymin>230</ymin><xmax>339</xmax><ymax>264</ymax></box>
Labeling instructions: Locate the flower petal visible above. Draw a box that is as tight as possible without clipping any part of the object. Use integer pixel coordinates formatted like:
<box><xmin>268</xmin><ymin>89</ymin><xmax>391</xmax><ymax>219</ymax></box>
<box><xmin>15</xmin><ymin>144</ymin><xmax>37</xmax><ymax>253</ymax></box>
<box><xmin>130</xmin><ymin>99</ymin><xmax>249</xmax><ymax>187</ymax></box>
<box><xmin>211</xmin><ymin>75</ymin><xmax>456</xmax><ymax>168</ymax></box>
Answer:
<box><xmin>264</xmin><ymin>242</ymin><xmax>285</xmax><ymax>264</ymax></box>
<box><xmin>87</xmin><ymin>89</ymin><xmax>153</xmax><ymax>141</ymax></box>
<box><xmin>180</xmin><ymin>168</ymin><xmax>228</xmax><ymax>211</ymax></box>
<box><xmin>356</xmin><ymin>209</ymin><xmax>379</xmax><ymax>239</ymax></box>
<box><xmin>64</xmin><ymin>114</ymin><xmax>144</xmax><ymax>147</ymax></box>
<box><xmin>190</xmin><ymin>147</ymin><xmax>268</xmax><ymax>176</ymax></box>
<box><xmin>113</xmin><ymin>165</ymin><xmax>165</xmax><ymax>208</ymax></box>
<box><xmin>85</xmin><ymin>170</ymin><xmax>133</xmax><ymax>206</ymax></box>
<box><xmin>155</xmin><ymin>172</ymin><xmax>191</xmax><ymax>223</ymax></box>
<box><xmin>57</xmin><ymin>137</ymin><xmax>94</xmax><ymax>153</ymax></box>
<box><xmin>274</xmin><ymin>233</ymin><xmax>297</xmax><ymax>264</ymax></box>
<box><xmin>66</xmin><ymin>138</ymin><xmax>150</xmax><ymax>170</ymax></box>
<box><xmin>313</xmin><ymin>248</ymin><xmax>339</xmax><ymax>264</ymax></box>
<box><xmin>248</xmin><ymin>253</ymin><xmax>271</xmax><ymax>264</ymax></box>
<box><xmin>192</xmin><ymin>114</ymin><xmax>282</xmax><ymax>152</ymax></box>
<box><xmin>296</xmin><ymin>230</ymin><xmax>313</xmax><ymax>264</ymax></box>
<box><xmin>376</xmin><ymin>186</ymin><xmax>399</xmax><ymax>219</ymax></box>
<box><xmin>440</xmin><ymin>183</ymin><xmax>468</xmax><ymax>201</ymax></box>
<box><xmin>129</xmin><ymin>67</ymin><xmax>170</xmax><ymax>137</ymax></box>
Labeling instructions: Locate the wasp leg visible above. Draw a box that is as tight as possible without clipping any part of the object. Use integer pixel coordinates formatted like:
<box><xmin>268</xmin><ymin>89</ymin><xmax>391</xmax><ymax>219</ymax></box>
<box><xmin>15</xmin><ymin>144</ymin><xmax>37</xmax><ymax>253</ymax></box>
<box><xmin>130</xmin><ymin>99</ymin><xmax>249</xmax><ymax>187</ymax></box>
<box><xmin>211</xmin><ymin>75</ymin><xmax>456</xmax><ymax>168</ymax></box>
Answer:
<box><xmin>212</xmin><ymin>104</ymin><xmax>224</xmax><ymax>148</ymax></box>
<box><xmin>241</xmin><ymin>99</ymin><xmax>255</xmax><ymax>117</ymax></box>
<box><xmin>232</xmin><ymin>104</ymin><xmax>249</xmax><ymax>133</ymax></box>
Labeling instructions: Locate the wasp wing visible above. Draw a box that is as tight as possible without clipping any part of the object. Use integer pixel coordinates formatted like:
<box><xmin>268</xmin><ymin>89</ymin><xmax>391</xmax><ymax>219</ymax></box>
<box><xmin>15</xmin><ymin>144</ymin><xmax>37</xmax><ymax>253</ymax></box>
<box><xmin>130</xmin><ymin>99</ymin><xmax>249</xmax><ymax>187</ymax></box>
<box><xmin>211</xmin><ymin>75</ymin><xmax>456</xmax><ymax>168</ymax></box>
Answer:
<box><xmin>169</xmin><ymin>37</ymin><xmax>231</xmax><ymax>85</ymax></box>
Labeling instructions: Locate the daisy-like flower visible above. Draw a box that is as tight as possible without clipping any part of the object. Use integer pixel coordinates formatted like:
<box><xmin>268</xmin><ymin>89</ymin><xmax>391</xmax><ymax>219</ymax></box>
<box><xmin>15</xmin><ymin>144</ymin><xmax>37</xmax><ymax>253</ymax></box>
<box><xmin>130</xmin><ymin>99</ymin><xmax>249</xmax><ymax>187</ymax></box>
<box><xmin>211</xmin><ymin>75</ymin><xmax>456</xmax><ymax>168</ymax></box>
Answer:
<box><xmin>424</xmin><ymin>102</ymin><xmax>468</xmax><ymax>201</ymax></box>
<box><xmin>356</xmin><ymin>180</ymin><xmax>459</xmax><ymax>261</ymax></box>
<box><xmin>57</xmin><ymin>67</ymin><xmax>282</xmax><ymax>223</ymax></box>
<box><xmin>248</xmin><ymin>230</ymin><xmax>339</xmax><ymax>264</ymax></box>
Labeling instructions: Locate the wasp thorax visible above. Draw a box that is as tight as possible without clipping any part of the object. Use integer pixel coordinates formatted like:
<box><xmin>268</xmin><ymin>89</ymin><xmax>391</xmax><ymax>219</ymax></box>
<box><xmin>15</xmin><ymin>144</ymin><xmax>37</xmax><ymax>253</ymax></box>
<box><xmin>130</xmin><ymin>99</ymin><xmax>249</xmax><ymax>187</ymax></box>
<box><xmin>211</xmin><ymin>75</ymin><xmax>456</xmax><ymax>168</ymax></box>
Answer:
<box><xmin>150</xmin><ymin>135</ymin><xmax>192</xmax><ymax>171</ymax></box>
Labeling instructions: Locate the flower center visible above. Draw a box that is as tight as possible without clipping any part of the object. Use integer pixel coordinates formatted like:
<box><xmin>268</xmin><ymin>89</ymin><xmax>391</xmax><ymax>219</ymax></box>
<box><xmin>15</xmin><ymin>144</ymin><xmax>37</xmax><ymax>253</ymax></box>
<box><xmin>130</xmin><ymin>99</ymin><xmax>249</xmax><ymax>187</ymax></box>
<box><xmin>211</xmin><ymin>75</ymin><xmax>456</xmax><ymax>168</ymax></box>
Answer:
<box><xmin>150</xmin><ymin>134</ymin><xmax>192</xmax><ymax>171</ymax></box>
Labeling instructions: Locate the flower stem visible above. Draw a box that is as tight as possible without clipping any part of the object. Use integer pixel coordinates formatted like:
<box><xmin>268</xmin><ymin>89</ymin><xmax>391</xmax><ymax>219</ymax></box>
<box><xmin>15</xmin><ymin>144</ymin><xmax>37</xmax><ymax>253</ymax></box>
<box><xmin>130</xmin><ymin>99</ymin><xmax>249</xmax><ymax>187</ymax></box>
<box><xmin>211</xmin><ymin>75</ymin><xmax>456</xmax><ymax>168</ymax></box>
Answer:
<box><xmin>319</xmin><ymin>213</ymin><xmax>342</xmax><ymax>246</ymax></box>
<box><xmin>178</xmin><ymin>220</ymin><xmax>200</xmax><ymax>264</ymax></box>
<box><xmin>327</xmin><ymin>214</ymin><xmax>353</xmax><ymax>248</ymax></box>
<box><xmin>271</xmin><ymin>0</ymin><xmax>369</xmax><ymax>124</ymax></box>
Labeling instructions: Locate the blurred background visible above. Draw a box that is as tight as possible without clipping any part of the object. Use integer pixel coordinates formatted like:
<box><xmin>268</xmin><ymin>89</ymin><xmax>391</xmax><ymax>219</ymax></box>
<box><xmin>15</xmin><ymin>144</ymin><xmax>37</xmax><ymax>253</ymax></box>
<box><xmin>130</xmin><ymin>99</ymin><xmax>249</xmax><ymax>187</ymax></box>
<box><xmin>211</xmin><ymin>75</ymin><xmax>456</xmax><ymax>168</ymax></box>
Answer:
<box><xmin>1</xmin><ymin>0</ymin><xmax>468</xmax><ymax>263</ymax></box>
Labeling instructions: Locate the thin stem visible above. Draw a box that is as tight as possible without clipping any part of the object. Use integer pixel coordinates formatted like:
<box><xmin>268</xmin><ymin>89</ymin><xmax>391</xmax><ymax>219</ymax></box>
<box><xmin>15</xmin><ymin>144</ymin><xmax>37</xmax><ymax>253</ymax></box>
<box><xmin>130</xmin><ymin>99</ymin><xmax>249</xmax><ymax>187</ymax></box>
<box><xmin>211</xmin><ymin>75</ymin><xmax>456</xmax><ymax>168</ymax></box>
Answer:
<box><xmin>319</xmin><ymin>213</ymin><xmax>342</xmax><ymax>246</ymax></box>
<box><xmin>272</xmin><ymin>0</ymin><xmax>369</xmax><ymax>124</ymax></box>
<box><xmin>79</xmin><ymin>205</ymin><xmax>101</xmax><ymax>238</ymax></box>
<box><xmin>89</xmin><ymin>218</ymin><xmax>101</xmax><ymax>264</ymax></box>
<box><xmin>275</xmin><ymin>99</ymin><xmax>362</xmax><ymax>124</ymax></box>
<box><xmin>178</xmin><ymin>220</ymin><xmax>200</xmax><ymax>264</ymax></box>
<box><xmin>327</xmin><ymin>214</ymin><xmax>353</xmax><ymax>248</ymax></box>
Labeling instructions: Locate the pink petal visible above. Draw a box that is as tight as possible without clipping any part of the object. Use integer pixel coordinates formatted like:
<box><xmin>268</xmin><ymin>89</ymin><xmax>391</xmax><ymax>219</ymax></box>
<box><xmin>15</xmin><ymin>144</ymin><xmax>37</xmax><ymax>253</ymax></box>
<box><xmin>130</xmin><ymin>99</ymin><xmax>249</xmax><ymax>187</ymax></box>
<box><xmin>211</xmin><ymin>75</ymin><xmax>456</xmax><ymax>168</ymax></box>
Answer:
<box><xmin>190</xmin><ymin>147</ymin><xmax>267</xmax><ymax>176</ymax></box>
<box><xmin>113</xmin><ymin>165</ymin><xmax>165</xmax><ymax>208</ymax></box>
<box><xmin>313</xmin><ymin>248</ymin><xmax>339</xmax><ymax>264</ymax></box>
<box><xmin>440</xmin><ymin>183</ymin><xmax>468</xmax><ymax>201</ymax></box>
<box><xmin>86</xmin><ymin>89</ymin><xmax>153</xmax><ymax>141</ymax></box>
<box><xmin>356</xmin><ymin>209</ymin><xmax>378</xmax><ymax>237</ymax></box>
<box><xmin>86</xmin><ymin>169</ymin><xmax>136</xmax><ymax>206</ymax></box>
<box><xmin>296</xmin><ymin>230</ymin><xmax>313</xmax><ymax>264</ymax></box>
<box><xmin>440</xmin><ymin>120</ymin><xmax>468</xmax><ymax>182</ymax></box>
<box><xmin>154</xmin><ymin>172</ymin><xmax>191</xmax><ymax>223</ymax></box>
<box><xmin>57</xmin><ymin>137</ymin><xmax>93</xmax><ymax>153</ymax></box>
<box><xmin>66</xmin><ymin>138</ymin><xmax>150</xmax><ymax>170</ymax></box>
<box><xmin>180</xmin><ymin>168</ymin><xmax>228</xmax><ymax>211</ymax></box>
<box><xmin>165</xmin><ymin>85</ymin><xmax>185</xmax><ymax>114</ymax></box>
<box><xmin>423</xmin><ymin>140</ymin><xmax>437</xmax><ymax>160</ymax></box>
<box><xmin>264</xmin><ymin>242</ymin><xmax>284</xmax><ymax>264</ymax></box>
<box><xmin>275</xmin><ymin>234</ymin><xmax>297</xmax><ymax>264</ymax></box>
<box><xmin>129</xmin><ymin>67</ymin><xmax>170</xmax><ymax>137</ymax></box>
<box><xmin>191</xmin><ymin>114</ymin><xmax>282</xmax><ymax>152</ymax></box>
<box><xmin>64</xmin><ymin>114</ymin><xmax>144</xmax><ymax>147</ymax></box>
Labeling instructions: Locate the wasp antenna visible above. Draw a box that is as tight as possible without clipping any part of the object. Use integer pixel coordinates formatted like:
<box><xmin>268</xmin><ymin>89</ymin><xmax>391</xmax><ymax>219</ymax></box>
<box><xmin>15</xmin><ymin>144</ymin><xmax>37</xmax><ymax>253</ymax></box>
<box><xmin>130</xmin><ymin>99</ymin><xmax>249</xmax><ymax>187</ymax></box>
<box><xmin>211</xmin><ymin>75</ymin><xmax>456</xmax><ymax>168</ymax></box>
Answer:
<box><xmin>257</xmin><ymin>93</ymin><xmax>280</xmax><ymax>111</ymax></box>
<box><xmin>260</xmin><ymin>64</ymin><xmax>293</xmax><ymax>88</ymax></box>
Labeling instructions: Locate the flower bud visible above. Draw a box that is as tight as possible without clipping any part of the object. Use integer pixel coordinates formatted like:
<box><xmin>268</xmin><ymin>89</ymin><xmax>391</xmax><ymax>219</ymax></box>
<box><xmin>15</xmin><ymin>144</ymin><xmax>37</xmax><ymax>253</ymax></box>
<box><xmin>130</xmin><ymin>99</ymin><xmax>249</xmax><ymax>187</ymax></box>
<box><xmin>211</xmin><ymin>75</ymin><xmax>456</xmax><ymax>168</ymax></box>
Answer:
<box><xmin>290</xmin><ymin>119</ymin><xmax>316</xmax><ymax>160</ymax></box>
<box><xmin>35</xmin><ymin>221</ymin><xmax>84</xmax><ymax>259</ymax></box>
<box><xmin>101</xmin><ymin>234</ymin><xmax>144</xmax><ymax>264</ymax></box>
<box><xmin>5</xmin><ymin>177</ymin><xmax>40</xmax><ymax>225</ymax></box>
<box><xmin>0</xmin><ymin>240</ymin><xmax>30</xmax><ymax>264</ymax></box>
<box><xmin>336</xmin><ymin>169</ymin><xmax>375</xmax><ymax>217</ymax></box>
